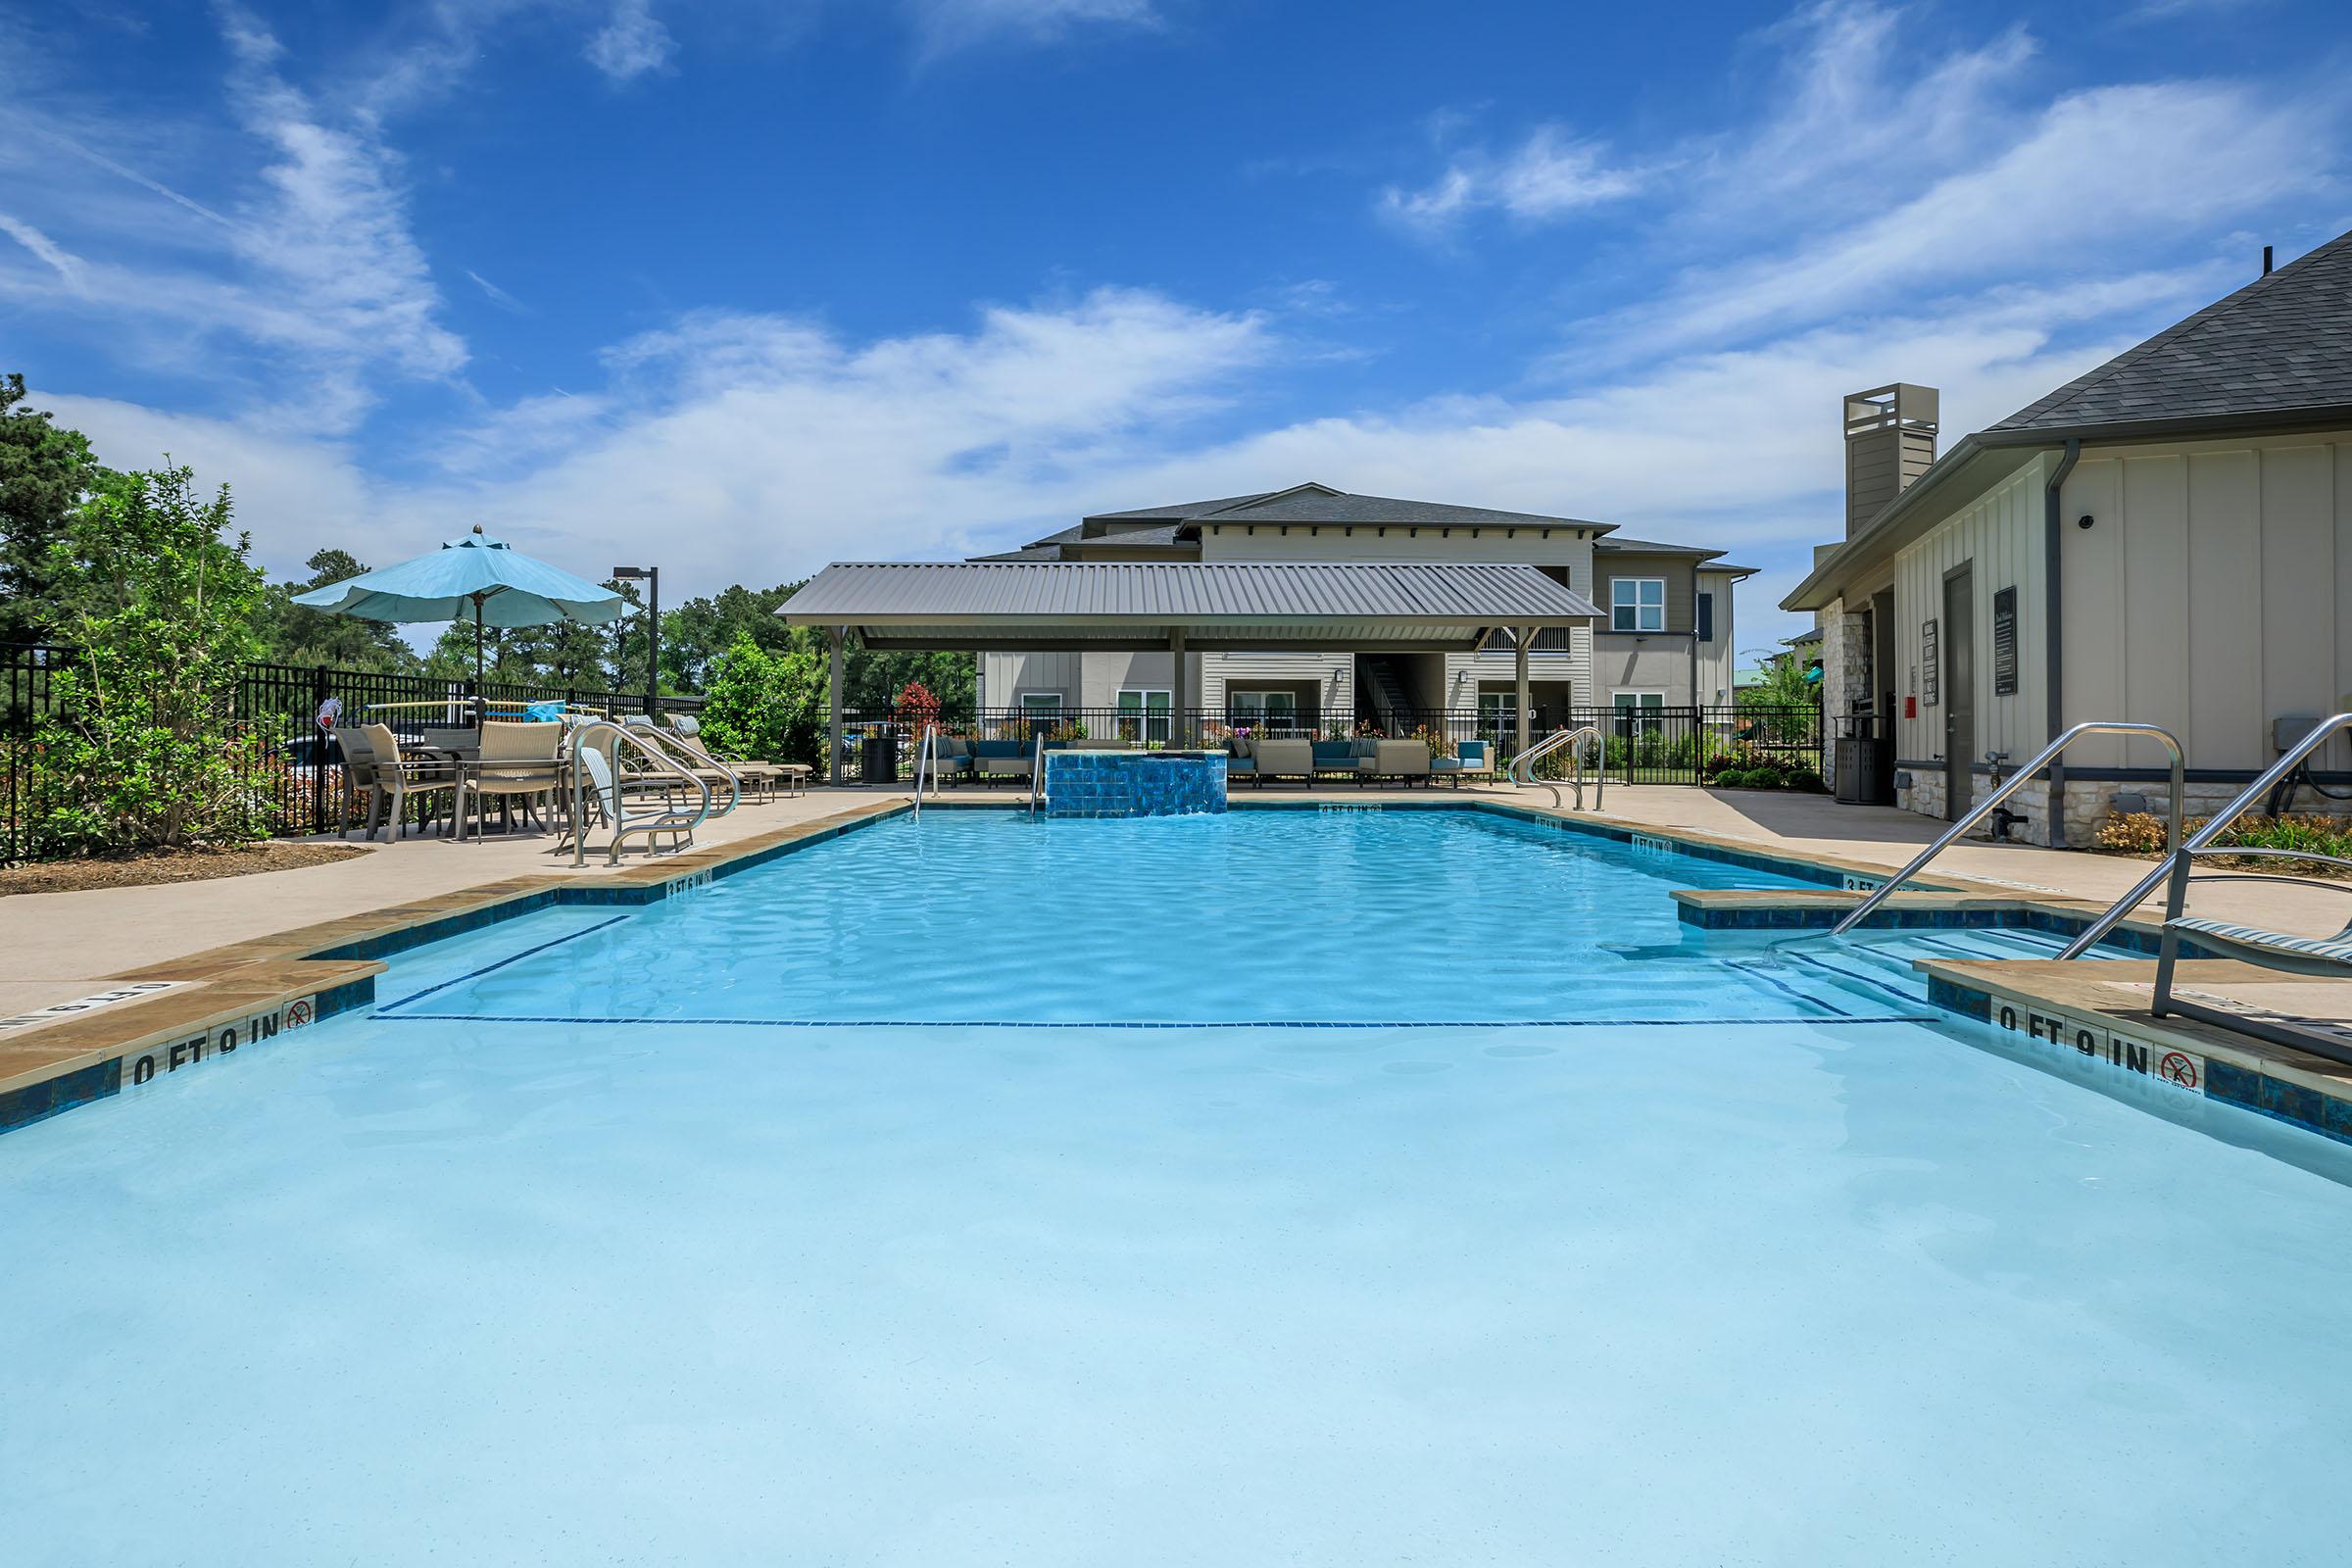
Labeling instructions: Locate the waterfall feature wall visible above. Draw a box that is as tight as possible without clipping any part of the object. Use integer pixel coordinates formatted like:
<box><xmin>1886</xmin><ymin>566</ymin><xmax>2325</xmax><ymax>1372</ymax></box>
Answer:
<box><xmin>1041</xmin><ymin>750</ymin><xmax>1227</xmax><ymax>818</ymax></box>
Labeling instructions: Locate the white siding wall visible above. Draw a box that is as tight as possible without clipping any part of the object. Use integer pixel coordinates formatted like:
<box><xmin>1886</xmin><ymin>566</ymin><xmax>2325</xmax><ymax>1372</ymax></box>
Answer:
<box><xmin>1886</xmin><ymin>430</ymin><xmax>2352</xmax><ymax>780</ymax></box>
<box><xmin>1695</xmin><ymin>570</ymin><xmax>1739</xmax><ymax>705</ymax></box>
<box><xmin>2058</xmin><ymin>432</ymin><xmax>2352</xmax><ymax>773</ymax></box>
<box><xmin>1891</xmin><ymin>455</ymin><xmax>2052</xmax><ymax>769</ymax></box>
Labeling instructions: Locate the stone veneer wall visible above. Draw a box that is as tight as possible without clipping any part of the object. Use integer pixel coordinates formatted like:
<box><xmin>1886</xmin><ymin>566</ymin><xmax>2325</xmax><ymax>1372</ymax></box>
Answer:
<box><xmin>1814</xmin><ymin>601</ymin><xmax>1869</xmax><ymax>793</ymax></box>
<box><xmin>1892</xmin><ymin>771</ymin><xmax>2350</xmax><ymax>849</ymax></box>
<box><xmin>1043</xmin><ymin>751</ymin><xmax>1227</xmax><ymax>818</ymax></box>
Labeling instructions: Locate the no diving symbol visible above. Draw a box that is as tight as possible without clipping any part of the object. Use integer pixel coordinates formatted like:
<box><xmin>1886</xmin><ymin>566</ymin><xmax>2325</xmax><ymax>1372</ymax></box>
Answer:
<box><xmin>284</xmin><ymin>999</ymin><xmax>314</xmax><ymax>1029</ymax></box>
<box><xmin>2159</xmin><ymin>1052</ymin><xmax>2198</xmax><ymax>1089</ymax></box>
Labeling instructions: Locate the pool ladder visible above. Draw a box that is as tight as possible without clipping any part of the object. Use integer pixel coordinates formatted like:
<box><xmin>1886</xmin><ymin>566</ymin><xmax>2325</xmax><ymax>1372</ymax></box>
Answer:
<box><xmin>1027</xmin><ymin>730</ymin><xmax>1047</xmax><ymax>820</ymax></box>
<box><xmin>1509</xmin><ymin>724</ymin><xmax>1605</xmax><ymax>810</ymax></box>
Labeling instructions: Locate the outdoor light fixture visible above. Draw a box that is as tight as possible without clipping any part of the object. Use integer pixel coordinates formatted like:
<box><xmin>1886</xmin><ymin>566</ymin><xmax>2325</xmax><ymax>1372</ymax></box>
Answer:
<box><xmin>612</xmin><ymin>564</ymin><xmax>660</xmax><ymax>717</ymax></box>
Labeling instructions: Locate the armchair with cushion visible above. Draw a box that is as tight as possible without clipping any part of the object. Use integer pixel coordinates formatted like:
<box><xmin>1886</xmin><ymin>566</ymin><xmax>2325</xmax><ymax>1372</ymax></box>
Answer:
<box><xmin>1356</xmin><ymin>739</ymin><xmax>1433</xmax><ymax>786</ymax></box>
<box><xmin>1429</xmin><ymin>739</ymin><xmax>1492</xmax><ymax>787</ymax></box>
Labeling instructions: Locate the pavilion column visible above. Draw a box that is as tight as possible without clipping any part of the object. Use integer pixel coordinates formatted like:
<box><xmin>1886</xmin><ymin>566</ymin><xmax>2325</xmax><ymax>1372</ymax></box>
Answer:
<box><xmin>1515</xmin><ymin>627</ymin><xmax>1535</xmax><ymax>757</ymax></box>
<box><xmin>1168</xmin><ymin>627</ymin><xmax>1190</xmax><ymax>748</ymax></box>
<box><xmin>827</xmin><ymin>626</ymin><xmax>846</xmax><ymax>785</ymax></box>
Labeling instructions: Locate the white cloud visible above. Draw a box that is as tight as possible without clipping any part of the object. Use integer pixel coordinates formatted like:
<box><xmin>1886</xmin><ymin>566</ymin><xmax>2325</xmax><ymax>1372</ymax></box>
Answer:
<box><xmin>585</xmin><ymin>0</ymin><xmax>676</xmax><ymax>81</ymax></box>
<box><xmin>908</xmin><ymin>0</ymin><xmax>1160</xmax><ymax>60</ymax></box>
<box><xmin>0</xmin><ymin>212</ymin><xmax>86</xmax><ymax>289</ymax></box>
<box><xmin>466</xmin><ymin>269</ymin><xmax>529</xmax><ymax>312</ymax></box>
<box><xmin>1381</xmin><ymin>125</ymin><xmax>1642</xmax><ymax>233</ymax></box>
<box><xmin>0</xmin><ymin>7</ymin><xmax>466</xmax><ymax>437</ymax></box>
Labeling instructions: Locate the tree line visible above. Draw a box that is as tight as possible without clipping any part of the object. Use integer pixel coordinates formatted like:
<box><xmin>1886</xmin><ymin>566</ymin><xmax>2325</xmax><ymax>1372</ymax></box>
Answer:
<box><xmin>3</xmin><ymin>373</ymin><xmax>971</xmax><ymax>705</ymax></box>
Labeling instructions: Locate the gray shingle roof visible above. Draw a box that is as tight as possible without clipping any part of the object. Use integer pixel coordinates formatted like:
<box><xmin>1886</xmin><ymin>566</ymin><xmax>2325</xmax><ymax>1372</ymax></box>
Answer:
<box><xmin>1595</xmin><ymin>536</ymin><xmax>1720</xmax><ymax>558</ymax></box>
<box><xmin>1993</xmin><ymin>228</ymin><xmax>2352</xmax><ymax>433</ymax></box>
<box><xmin>1198</xmin><ymin>487</ymin><xmax>1604</xmax><ymax>529</ymax></box>
<box><xmin>1082</xmin><ymin>492</ymin><xmax>1277</xmax><ymax>523</ymax></box>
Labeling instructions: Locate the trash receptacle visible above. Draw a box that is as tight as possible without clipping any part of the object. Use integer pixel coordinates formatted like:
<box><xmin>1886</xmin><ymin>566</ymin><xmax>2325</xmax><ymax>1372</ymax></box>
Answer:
<box><xmin>1834</xmin><ymin>738</ymin><xmax>1886</xmax><ymax>805</ymax></box>
<box><xmin>860</xmin><ymin>732</ymin><xmax>900</xmax><ymax>785</ymax></box>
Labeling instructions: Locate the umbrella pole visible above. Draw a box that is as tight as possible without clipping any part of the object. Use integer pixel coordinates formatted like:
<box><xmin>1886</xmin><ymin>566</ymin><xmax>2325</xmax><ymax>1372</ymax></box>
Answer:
<box><xmin>473</xmin><ymin>593</ymin><xmax>486</xmax><ymax>724</ymax></box>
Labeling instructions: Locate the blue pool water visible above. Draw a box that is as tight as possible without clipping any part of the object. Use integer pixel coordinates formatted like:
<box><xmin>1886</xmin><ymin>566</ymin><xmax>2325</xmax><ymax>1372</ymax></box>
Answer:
<box><xmin>5</xmin><ymin>808</ymin><xmax>2351</xmax><ymax>1565</ymax></box>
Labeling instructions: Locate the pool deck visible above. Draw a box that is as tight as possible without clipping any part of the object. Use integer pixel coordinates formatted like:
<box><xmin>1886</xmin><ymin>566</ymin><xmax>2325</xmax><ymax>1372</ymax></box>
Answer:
<box><xmin>4</xmin><ymin>779</ymin><xmax>2347</xmax><ymax>1138</ymax></box>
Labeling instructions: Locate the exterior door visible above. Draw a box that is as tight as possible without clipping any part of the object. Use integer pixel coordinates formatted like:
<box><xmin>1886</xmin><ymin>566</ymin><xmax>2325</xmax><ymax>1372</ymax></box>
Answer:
<box><xmin>1942</xmin><ymin>567</ymin><xmax>1975</xmax><ymax>819</ymax></box>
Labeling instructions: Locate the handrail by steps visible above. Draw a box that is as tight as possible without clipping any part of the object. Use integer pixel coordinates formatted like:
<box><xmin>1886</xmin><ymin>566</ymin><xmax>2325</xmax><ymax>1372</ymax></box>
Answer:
<box><xmin>1508</xmin><ymin>724</ymin><xmax>1604</xmax><ymax>809</ymax></box>
<box><xmin>912</xmin><ymin>723</ymin><xmax>937</xmax><ymax>819</ymax></box>
<box><xmin>1027</xmin><ymin>730</ymin><xmax>1047</xmax><ymax>819</ymax></box>
<box><xmin>1831</xmin><ymin>720</ymin><xmax>2183</xmax><ymax>943</ymax></box>
<box><xmin>2112</xmin><ymin>710</ymin><xmax>2352</xmax><ymax>972</ymax></box>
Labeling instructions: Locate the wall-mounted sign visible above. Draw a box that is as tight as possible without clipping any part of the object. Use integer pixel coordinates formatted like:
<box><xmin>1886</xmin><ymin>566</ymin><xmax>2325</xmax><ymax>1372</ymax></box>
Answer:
<box><xmin>1921</xmin><ymin>619</ymin><xmax>1939</xmax><ymax>707</ymax></box>
<box><xmin>1992</xmin><ymin>587</ymin><xmax>2019</xmax><ymax>696</ymax></box>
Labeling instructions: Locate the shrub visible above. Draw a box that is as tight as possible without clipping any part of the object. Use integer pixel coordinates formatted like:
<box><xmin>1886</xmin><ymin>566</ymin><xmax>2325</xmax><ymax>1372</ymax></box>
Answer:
<box><xmin>1783</xmin><ymin>768</ymin><xmax>1827</xmax><ymax>794</ymax></box>
<box><xmin>2095</xmin><ymin>810</ymin><xmax>2352</xmax><ymax>873</ymax></box>
<box><xmin>31</xmin><ymin>465</ymin><xmax>271</xmax><ymax>855</ymax></box>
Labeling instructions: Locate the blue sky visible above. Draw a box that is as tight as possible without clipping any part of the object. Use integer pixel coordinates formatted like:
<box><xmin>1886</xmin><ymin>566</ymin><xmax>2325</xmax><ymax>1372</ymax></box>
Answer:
<box><xmin>4</xmin><ymin>0</ymin><xmax>2347</xmax><ymax>649</ymax></box>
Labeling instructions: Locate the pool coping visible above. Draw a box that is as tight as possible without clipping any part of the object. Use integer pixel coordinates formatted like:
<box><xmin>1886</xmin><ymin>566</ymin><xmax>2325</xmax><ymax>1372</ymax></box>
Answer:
<box><xmin>0</xmin><ymin>798</ymin><xmax>909</xmax><ymax>1135</ymax></box>
<box><xmin>1913</xmin><ymin>956</ymin><xmax>2352</xmax><ymax>1147</ymax></box>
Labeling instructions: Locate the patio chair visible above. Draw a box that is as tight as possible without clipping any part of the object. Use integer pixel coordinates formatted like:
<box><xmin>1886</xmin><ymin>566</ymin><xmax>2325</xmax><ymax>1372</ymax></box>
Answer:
<box><xmin>465</xmin><ymin>720</ymin><xmax>566</xmax><ymax>837</ymax></box>
<box><xmin>1251</xmin><ymin>738</ymin><xmax>1315</xmax><ymax>786</ymax></box>
<box><xmin>330</xmin><ymin>724</ymin><xmax>384</xmax><ymax>840</ymax></box>
<box><xmin>1356</xmin><ymin>739</ymin><xmax>1433</xmax><ymax>787</ymax></box>
<box><xmin>972</xmin><ymin>739</ymin><xmax>1035</xmax><ymax>783</ymax></box>
<box><xmin>361</xmin><ymin>723</ymin><xmax>458</xmax><ymax>841</ymax></box>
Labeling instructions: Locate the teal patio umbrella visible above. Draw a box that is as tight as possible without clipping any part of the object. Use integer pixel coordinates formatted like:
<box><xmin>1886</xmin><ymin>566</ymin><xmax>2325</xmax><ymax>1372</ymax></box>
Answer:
<box><xmin>294</xmin><ymin>525</ymin><xmax>626</xmax><ymax>692</ymax></box>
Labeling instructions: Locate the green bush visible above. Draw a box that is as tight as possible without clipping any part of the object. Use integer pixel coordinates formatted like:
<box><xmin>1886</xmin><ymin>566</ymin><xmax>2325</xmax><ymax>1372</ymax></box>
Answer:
<box><xmin>31</xmin><ymin>465</ymin><xmax>272</xmax><ymax>854</ymax></box>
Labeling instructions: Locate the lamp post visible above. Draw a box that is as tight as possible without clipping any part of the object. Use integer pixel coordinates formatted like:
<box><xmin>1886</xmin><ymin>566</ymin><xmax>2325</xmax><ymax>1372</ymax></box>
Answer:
<box><xmin>612</xmin><ymin>564</ymin><xmax>659</xmax><ymax>719</ymax></box>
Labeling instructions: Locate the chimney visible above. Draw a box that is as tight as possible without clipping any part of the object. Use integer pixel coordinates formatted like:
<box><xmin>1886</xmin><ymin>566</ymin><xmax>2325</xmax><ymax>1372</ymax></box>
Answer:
<box><xmin>1842</xmin><ymin>383</ymin><xmax>1938</xmax><ymax>538</ymax></box>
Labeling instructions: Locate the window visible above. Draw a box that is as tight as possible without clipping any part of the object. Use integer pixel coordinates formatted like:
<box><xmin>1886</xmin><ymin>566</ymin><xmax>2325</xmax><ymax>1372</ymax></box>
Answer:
<box><xmin>1115</xmin><ymin>688</ymin><xmax>1172</xmax><ymax>744</ymax></box>
<box><xmin>1229</xmin><ymin>690</ymin><xmax>1300</xmax><ymax>733</ymax></box>
<box><xmin>1611</xmin><ymin>577</ymin><xmax>1665</xmax><ymax>633</ymax></box>
<box><xmin>1696</xmin><ymin>591</ymin><xmax>1715</xmax><ymax>643</ymax></box>
<box><xmin>1611</xmin><ymin>690</ymin><xmax>1665</xmax><ymax>739</ymax></box>
<box><xmin>1017</xmin><ymin>692</ymin><xmax>1062</xmax><ymax>715</ymax></box>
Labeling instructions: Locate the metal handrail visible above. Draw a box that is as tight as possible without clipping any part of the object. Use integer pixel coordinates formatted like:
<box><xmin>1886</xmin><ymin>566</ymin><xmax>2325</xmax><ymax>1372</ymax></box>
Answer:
<box><xmin>567</xmin><ymin>720</ymin><xmax>713</xmax><ymax>866</ymax></box>
<box><xmin>1508</xmin><ymin>724</ymin><xmax>1604</xmax><ymax>809</ymax></box>
<box><xmin>1027</xmin><ymin>730</ymin><xmax>1047</xmax><ymax>820</ymax></box>
<box><xmin>2137</xmin><ymin>710</ymin><xmax>2352</xmax><ymax>945</ymax></box>
<box><xmin>912</xmin><ymin>723</ymin><xmax>937</xmax><ymax>819</ymax></box>
<box><xmin>1833</xmin><ymin>720</ymin><xmax>2185</xmax><ymax>943</ymax></box>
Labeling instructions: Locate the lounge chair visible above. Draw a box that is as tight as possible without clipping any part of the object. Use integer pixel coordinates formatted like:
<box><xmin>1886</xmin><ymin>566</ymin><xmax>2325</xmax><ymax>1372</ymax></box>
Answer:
<box><xmin>1311</xmin><ymin>738</ymin><xmax>1362</xmax><ymax>780</ymax></box>
<box><xmin>361</xmin><ymin>722</ymin><xmax>457</xmax><ymax>841</ymax></box>
<box><xmin>2154</xmin><ymin>848</ymin><xmax>2352</xmax><ymax>1059</ymax></box>
<box><xmin>1430</xmin><ymin>739</ymin><xmax>1493</xmax><ymax>788</ymax></box>
<box><xmin>1356</xmin><ymin>739</ymin><xmax>1433</xmax><ymax>787</ymax></box>
<box><xmin>465</xmin><ymin>720</ymin><xmax>566</xmax><ymax>837</ymax></box>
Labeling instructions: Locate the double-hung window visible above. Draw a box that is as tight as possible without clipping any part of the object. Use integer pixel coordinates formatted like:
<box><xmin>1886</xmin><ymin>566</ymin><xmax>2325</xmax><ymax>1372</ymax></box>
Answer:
<box><xmin>1229</xmin><ymin>690</ymin><xmax>1298</xmax><ymax>733</ymax></box>
<box><xmin>1611</xmin><ymin>577</ymin><xmax>1665</xmax><ymax>632</ymax></box>
<box><xmin>1116</xmin><ymin>688</ymin><xmax>1172</xmax><ymax>744</ymax></box>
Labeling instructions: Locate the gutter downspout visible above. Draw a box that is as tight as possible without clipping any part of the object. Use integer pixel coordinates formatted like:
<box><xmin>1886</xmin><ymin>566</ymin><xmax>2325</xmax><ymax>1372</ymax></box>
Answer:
<box><xmin>2042</xmin><ymin>438</ymin><xmax>2082</xmax><ymax>847</ymax></box>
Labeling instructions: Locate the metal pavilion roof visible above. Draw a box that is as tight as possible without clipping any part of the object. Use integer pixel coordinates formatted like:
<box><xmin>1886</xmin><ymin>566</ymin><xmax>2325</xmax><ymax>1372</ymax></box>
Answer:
<box><xmin>779</xmin><ymin>561</ymin><xmax>1602</xmax><ymax>652</ymax></box>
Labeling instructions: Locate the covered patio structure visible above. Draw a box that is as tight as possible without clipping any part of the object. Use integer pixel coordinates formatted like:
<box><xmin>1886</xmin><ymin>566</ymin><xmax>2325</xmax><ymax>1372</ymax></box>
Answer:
<box><xmin>780</xmin><ymin>561</ymin><xmax>1603</xmax><ymax>782</ymax></box>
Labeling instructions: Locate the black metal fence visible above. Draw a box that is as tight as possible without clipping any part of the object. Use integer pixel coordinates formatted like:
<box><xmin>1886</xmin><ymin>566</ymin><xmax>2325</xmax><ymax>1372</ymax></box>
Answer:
<box><xmin>831</xmin><ymin>702</ymin><xmax>1823</xmax><ymax>787</ymax></box>
<box><xmin>4</xmin><ymin>643</ymin><xmax>702</xmax><ymax>860</ymax></box>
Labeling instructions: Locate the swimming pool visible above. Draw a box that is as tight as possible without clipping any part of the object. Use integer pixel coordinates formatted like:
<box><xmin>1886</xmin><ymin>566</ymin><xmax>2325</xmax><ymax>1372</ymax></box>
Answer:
<box><xmin>6</xmin><ymin>808</ymin><xmax>2351</xmax><ymax>1565</ymax></box>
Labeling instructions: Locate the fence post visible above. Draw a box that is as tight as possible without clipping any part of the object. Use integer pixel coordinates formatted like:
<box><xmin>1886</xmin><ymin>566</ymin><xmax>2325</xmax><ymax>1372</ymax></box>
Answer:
<box><xmin>311</xmin><ymin>664</ymin><xmax>331</xmax><ymax>836</ymax></box>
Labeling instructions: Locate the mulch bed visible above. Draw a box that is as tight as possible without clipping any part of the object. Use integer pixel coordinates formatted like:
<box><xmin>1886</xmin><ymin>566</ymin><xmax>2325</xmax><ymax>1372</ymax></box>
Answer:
<box><xmin>0</xmin><ymin>843</ymin><xmax>372</xmax><ymax>897</ymax></box>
